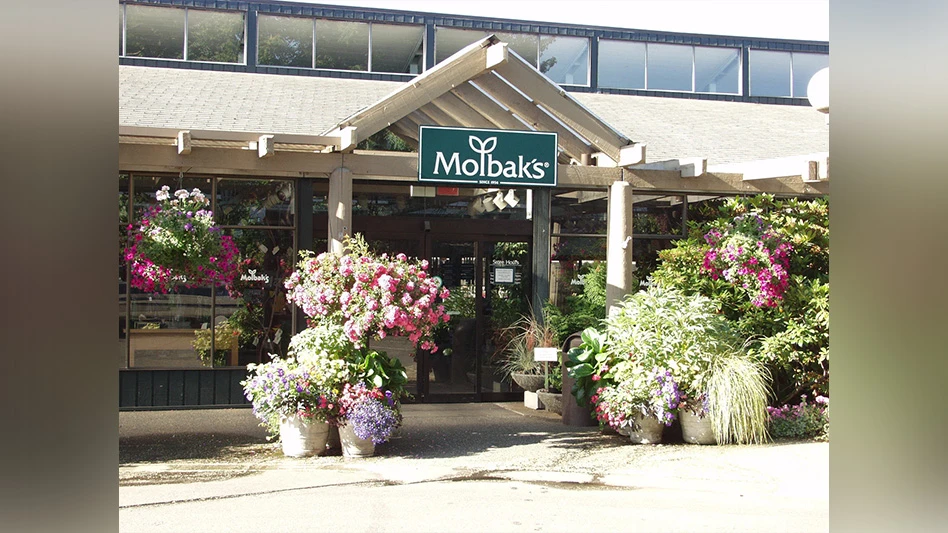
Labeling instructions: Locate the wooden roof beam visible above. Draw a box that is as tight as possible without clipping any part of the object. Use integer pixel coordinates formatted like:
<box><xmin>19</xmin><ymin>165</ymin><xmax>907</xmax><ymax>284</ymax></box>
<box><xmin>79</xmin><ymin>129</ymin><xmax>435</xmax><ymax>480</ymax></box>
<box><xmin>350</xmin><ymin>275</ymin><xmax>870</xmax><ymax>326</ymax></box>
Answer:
<box><xmin>473</xmin><ymin>72</ymin><xmax>593</xmax><ymax>162</ymax></box>
<box><xmin>325</xmin><ymin>37</ymin><xmax>509</xmax><ymax>151</ymax></box>
<box><xmin>627</xmin><ymin>157</ymin><xmax>708</xmax><ymax>177</ymax></box>
<box><xmin>119</xmin><ymin>125</ymin><xmax>341</xmax><ymax>149</ymax></box>
<box><xmin>415</xmin><ymin>104</ymin><xmax>464</xmax><ymax>128</ymax></box>
<box><xmin>708</xmin><ymin>152</ymin><xmax>829</xmax><ymax>182</ymax></box>
<box><xmin>449</xmin><ymin>82</ymin><xmax>534</xmax><ymax>132</ymax></box>
<box><xmin>491</xmin><ymin>59</ymin><xmax>634</xmax><ymax>162</ymax></box>
<box><xmin>429</xmin><ymin>92</ymin><xmax>498</xmax><ymax>129</ymax></box>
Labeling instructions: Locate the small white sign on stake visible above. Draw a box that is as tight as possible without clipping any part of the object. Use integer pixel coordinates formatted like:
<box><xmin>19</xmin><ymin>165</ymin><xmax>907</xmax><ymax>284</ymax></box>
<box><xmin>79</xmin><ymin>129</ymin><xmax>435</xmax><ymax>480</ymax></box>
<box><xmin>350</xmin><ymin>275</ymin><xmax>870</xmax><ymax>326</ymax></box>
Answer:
<box><xmin>533</xmin><ymin>347</ymin><xmax>559</xmax><ymax>362</ymax></box>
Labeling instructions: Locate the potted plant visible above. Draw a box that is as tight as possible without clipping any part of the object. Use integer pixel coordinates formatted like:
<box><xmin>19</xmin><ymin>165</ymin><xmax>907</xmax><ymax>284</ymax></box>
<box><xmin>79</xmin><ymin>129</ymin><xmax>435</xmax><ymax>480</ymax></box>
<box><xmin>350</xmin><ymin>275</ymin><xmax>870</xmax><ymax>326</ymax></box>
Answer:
<box><xmin>592</xmin><ymin>365</ymin><xmax>681</xmax><ymax>444</ymax></box>
<box><xmin>602</xmin><ymin>285</ymin><xmax>771</xmax><ymax>445</ymax></box>
<box><xmin>336</xmin><ymin>382</ymin><xmax>402</xmax><ymax>458</ymax></box>
<box><xmin>192</xmin><ymin>320</ymin><xmax>240</xmax><ymax>367</ymax></box>
<box><xmin>240</xmin><ymin>356</ymin><xmax>337</xmax><ymax>457</ymax></box>
<box><xmin>500</xmin><ymin>312</ymin><xmax>559</xmax><ymax>392</ymax></box>
<box><xmin>536</xmin><ymin>364</ymin><xmax>564</xmax><ymax>414</ymax></box>
<box><xmin>125</xmin><ymin>185</ymin><xmax>240</xmax><ymax>294</ymax></box>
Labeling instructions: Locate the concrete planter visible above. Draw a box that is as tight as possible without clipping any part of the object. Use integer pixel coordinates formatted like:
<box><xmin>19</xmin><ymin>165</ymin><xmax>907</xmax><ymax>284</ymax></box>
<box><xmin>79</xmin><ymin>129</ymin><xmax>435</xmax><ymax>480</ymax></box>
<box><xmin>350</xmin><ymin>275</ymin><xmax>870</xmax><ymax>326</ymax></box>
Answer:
<box><xmin>511</xmin><ymin>373</ymin><xmax>546</xmax><ymax>392</ymax></box>
<box><xmin>536</xmin><ymin>389</ymin><xmax>563</xmax><ymax>415</ymax></box>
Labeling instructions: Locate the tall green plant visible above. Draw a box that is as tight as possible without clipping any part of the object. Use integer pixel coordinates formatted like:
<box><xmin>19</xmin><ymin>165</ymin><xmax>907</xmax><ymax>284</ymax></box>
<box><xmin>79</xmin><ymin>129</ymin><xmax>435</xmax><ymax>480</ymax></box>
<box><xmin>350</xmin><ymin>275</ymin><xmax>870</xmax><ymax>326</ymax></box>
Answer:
<box><xmin>565</xmin><ymin>328</ymin><xmax>609</xmax><ymax>408</ymax></box>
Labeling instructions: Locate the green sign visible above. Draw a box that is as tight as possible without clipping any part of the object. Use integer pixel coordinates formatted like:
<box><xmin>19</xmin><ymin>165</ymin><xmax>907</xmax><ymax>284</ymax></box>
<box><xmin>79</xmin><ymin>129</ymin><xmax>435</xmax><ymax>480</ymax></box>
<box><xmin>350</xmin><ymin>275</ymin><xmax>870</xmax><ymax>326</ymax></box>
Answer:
<box><xmin>418</xmin><ymin>126</ymin><xmax>557</xmax><ymax>187</ymax></box>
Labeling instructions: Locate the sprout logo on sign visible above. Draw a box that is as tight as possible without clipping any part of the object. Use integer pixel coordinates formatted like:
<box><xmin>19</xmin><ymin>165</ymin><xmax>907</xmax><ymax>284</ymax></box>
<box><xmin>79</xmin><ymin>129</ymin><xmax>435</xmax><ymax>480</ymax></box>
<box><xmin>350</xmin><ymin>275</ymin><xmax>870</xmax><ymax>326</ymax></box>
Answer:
<box><xmin>419</xmin><ymin>126</ymin><xmax>557</xmax><ymax>187</ymax></box>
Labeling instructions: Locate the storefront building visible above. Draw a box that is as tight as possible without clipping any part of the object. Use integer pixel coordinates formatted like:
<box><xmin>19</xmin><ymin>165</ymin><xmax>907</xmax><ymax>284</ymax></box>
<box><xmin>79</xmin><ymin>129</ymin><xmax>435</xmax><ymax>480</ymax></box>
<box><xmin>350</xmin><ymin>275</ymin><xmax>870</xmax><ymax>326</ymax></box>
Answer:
<box><xmin>118</xmin><ymin>0</ymin><xmax>829</xmax><ymax>409</ymax></box>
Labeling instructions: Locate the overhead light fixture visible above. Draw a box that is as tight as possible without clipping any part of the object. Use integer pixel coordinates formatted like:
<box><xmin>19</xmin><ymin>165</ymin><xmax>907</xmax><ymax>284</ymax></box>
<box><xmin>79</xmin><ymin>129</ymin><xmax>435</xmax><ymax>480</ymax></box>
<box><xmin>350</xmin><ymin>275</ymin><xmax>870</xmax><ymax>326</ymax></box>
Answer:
<box><xmin>504</xmin><ymin>189</ymin><xmax>520</xmax><ymax>208</ymax></box>
<box><xmin>493</xmin><ymin>191</ymin><xmax>507</xmax><ymax>210</ymax></box>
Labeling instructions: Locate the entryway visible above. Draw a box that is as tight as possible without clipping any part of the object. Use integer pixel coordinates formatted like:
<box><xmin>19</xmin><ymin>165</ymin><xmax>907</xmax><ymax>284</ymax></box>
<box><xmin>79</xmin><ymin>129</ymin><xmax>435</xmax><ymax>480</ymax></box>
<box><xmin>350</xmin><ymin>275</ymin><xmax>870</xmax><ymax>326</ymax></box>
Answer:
<box><xmin>354</xmin><ymin>215</ymin><xmax>533</xmax><ymax>403</ymax></box>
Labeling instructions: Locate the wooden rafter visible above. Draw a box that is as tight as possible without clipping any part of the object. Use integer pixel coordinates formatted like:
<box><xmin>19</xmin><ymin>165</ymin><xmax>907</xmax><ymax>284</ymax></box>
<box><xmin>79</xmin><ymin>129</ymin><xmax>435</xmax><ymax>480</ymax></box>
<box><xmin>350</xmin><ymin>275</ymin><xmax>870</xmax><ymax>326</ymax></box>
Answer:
<box><xmin>472</xmin><ymin>72</ymin><xmax>593</xmax><ymax>161</ymax></box>
<box><xmin>491</xmin><ymin>59</ymin><xmax>637</xmax><ymax>163</ymax></box>
<box><xmin>324</xmin><ymin>36</ymin><xmax>509</xmax><ymax>151</ymax></box>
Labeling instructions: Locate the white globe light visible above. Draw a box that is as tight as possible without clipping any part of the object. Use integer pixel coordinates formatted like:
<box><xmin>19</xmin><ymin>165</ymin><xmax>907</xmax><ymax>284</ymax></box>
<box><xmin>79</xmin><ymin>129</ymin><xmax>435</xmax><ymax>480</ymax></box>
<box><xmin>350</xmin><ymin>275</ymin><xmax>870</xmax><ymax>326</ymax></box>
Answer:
<box><xmin>807</xmin><ymin>68</ymin><xmax>829</xmax><ymax>114</ymax></box>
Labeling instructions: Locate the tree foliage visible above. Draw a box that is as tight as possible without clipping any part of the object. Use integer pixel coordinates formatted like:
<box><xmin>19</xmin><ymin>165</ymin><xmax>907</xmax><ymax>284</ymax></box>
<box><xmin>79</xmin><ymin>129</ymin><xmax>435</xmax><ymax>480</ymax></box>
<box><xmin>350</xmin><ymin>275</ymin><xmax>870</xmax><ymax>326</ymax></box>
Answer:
<box><xmin>650</xmin><ymin>195</ymin><xmax>829</xmax><ymax>404</ymax></box>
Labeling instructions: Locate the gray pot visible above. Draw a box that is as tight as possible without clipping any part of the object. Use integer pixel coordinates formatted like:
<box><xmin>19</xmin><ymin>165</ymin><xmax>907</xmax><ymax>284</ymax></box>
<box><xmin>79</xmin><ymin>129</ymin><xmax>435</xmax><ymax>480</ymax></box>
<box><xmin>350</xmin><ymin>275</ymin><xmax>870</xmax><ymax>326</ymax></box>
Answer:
<box><xmin>536</xmin><ymin>390</ymin><xmax>563</xmax><ymax>415</ymax></box>
<box><xmin>511</xmin><ymin>373</ymin><xmax>546</xmax><ymax>392</ymax></box>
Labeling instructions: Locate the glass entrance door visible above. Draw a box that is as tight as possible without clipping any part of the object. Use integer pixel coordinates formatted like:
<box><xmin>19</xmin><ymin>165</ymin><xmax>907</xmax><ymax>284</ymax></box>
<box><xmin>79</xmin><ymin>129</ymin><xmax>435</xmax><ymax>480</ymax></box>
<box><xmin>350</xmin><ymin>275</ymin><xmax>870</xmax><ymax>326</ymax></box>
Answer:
<box><xmin>423</xmin><ymin>237</ymin><xmax>531</xmax><ymax>402</ymax></box>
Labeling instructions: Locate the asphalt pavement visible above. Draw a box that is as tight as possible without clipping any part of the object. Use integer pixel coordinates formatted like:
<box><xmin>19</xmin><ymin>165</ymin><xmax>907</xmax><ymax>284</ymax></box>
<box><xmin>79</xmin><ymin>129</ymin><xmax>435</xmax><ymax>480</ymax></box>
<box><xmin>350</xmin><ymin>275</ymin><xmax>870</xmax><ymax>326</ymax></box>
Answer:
<box><xmin>119</xmin><ymin>402</ymin><xmax>828</xmax><ymax>532</ymax></box>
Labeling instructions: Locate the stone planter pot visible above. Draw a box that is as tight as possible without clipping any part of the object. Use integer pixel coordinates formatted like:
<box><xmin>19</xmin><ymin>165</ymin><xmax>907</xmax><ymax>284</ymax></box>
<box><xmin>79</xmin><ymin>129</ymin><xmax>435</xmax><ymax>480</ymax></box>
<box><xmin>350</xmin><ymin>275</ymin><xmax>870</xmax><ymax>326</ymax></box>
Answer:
<box><xmin>511</xmin><ymin>373</ymin><xmax>546</xmax><ymax>392</ymax></box>
<box><xmin>338</xmin><ymin>423</ymin><xmax>376</xmax><ymax>458</ymax></box>
<box><xmin>628</xmin><ymin>412</ymin><xmax>664</xmax><ymax>444</ymax></box>
<box><xmin>279</xmin><ymin>415</ymin><xmax>330</xmax><ymax>457</ymax></box>
<box><xmin>680</xmin><ymin>409</ymin><xmax>716</xmax><ymax>445</ymax></box>
<box><xmin>536</xmin><ymin>389</ymin><xmax>563</xmax><ymax>415</ymax></box>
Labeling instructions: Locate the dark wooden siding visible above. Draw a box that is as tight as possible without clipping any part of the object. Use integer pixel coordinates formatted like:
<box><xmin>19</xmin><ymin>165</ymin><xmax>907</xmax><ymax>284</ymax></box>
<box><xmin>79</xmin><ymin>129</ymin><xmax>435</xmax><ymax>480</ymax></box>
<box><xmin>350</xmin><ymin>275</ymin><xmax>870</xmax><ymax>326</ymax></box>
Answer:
<box><xmin>119</xmin><ymin>369</ymin><xmax>251</xmax><ymax>409</ymax></box>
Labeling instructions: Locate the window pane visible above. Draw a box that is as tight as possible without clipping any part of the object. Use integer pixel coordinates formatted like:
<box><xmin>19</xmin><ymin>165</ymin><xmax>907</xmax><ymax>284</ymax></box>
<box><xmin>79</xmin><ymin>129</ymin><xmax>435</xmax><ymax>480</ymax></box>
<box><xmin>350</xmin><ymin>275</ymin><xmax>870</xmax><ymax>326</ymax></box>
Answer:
<box><xmin>539</xmin><ymin>35</ymin><xmax>589</xmax><ymax>85</ymax></box>
<box><xmin>435</xmin><ymin>27</ymin><xmax>538</xmax><ymax>67</ymax></box>
<box><xmin>119</xmin><ymin>174</ymin><xmax>130</xmax><ymax>369</ymax></box>
<box><xmin>371</xmin><ymin>23</ymin><xmax>424</xmax><ymax>74</ymax></box>
<box><xmin>647</xmin><ymin>43</ymin><xmax>692</xmax><ymax>91</ymax></box>
<box><xmin>792</xmin><ymin>52</ymin><xmax>829</xmax><ymax>98</ymax></box>
<box><xmin>125</xmin><ymin>5</ymin><xmax>185</xmax><ymax>59</ymax></box>
<box><xmin>750</xmin><ymin>49</ymin><xmax>791</xmax><ymax>97</ymax></box>
<box><xmin>315</xmin><ymin>19</ymin><xmax>368</xmax><ymax>71</ymax></box>
<box><xmin>219</xmin><ymin>228</ymin><xmax>295</xmax><ymax>366</ymax></box>
<box><xmin>632</xmin><ymin>195</ymin><xmax>684</xmax><ymax>235</ymax></box>
<box><xmin>187</xmin><ymin>9</ymin><xmax>245</xmax><ymax>63</ymax></box>
<box><xmin>216</xmin><ymin>179</ymin><xmax>295</xmax><ymax>227</ymax></box>
<box><xmin>552</xmin><ymin>189</ymin><xmax>608</xmax><ymax>234</ymax></box>
<box><xmin>119</xmin><ymin>5</ymin><xmax>124</xmax><ymax>55</ymax></box>
<box><xmin>498</xmin><ymin>32</ymin><xmax>538</xmax><ymax>67</ymax></box>
<box><xmin>694</xmin><ymin>46</ymin><xmax>739</xmax><ymax>94</ymax></box>
<box><xmin>597</xmin><ymin>39</ymin><xmax>645</xmax><ymax>89</ymax></box>
<box><xmin>128</xmin><ymin>288</ymin><xmax>213</xmax><ymax>368</ymax></box>
<box><xmin>258</xmin><ymin>15</ymin><xmax>313</xmax><ymax>68</ymax></box>
<box><xmin>435</xmin><ymin>27</ymin><xmax>488</xmax><ymax>64</ymax></box>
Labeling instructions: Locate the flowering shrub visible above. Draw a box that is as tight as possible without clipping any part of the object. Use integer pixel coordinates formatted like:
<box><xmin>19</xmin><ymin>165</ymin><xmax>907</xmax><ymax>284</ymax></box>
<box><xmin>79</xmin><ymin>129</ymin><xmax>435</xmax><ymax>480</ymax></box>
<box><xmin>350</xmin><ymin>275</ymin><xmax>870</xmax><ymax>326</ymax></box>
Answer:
<box><xmin>767</xmin><ymin>395</ymin><xmax>829</xmax><ymax>440</ymax></box>
<box><xmin>702</xmin><ymin>213</ymin><xmax>792</xmax><ymax>308</ymax></box>
<box><xmin>125</xmin><ymin>185</ymin><xmax>240</xmax><ymax>293</ymax></box>
<box><xmin>592</xmin><ymin>366</ymin><xmax>681</xmax><ymax>430</ymax></box>
<box><xmin>338</xmin><ymin>383</ymin><xmax>401</xmax><ymax>444</ymax></box>
<box><xmin>241</xmin><ymin>357</ymin><xmax>338</xmax><ymax>439</ymax></box>
<box><xmin>284</xmin><ymin>234</ymin><xmax>451</xmax><ymax>350</ymax></box>
<box><xmin>287</xmin><ymin>323</ymin><xmax>354</xmax><ymax>395</ymax></box>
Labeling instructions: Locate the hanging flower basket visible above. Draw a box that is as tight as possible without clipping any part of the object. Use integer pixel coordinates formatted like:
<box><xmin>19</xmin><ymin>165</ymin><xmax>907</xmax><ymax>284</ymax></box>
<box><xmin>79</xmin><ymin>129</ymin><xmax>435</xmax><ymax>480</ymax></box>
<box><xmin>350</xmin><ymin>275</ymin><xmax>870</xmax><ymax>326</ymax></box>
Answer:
<box><xmin>125</xmin><ymin>186</ymin><xmax>240</xmax><ymax>294</ymax></box>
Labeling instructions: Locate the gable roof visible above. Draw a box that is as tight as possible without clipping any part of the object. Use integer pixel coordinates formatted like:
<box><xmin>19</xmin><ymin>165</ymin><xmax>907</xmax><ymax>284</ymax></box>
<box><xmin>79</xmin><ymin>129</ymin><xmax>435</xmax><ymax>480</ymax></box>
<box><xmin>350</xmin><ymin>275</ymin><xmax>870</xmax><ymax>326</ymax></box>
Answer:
<box><xmin>119</xmin><ymin>55</ymin><xmax>827</xmax><ymax>167</ymax></box>
<box><xmin>323</xmin><ymin>36</ymin><xmax>642</xmax><ymax>166</ymax></box>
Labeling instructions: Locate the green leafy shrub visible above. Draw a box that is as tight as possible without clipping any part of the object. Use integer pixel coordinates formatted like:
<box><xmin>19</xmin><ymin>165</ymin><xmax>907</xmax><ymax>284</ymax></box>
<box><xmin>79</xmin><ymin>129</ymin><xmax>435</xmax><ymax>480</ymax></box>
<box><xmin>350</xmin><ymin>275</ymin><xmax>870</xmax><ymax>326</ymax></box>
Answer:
<box><xmin>650</xmin><ymin>195</ymin><xmax>828</xmax><ymax>404</ymax></box>
<box><xmin>545</xmin><ymin>262</ymin><xmax>608</xmax><ymax>345</ymax></box>
<box><xmin>767</xmin><ymin>395</ymin><xmax>829</xmax><ymax>440</ymax></box>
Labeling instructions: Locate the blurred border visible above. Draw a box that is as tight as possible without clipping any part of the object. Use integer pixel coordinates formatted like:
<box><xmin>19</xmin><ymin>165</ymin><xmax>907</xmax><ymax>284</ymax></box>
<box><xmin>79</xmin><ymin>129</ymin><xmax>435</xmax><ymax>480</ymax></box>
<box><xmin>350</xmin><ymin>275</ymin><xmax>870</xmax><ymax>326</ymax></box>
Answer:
<box><xmin>0</xmin><ymin>1</ymin><xmax>118</xmax><ymax>532</ymax></box>
<box><xmin>831</xmin><ymin>1</ymin><xmax>948</xmax><ymax>531</ymax></box>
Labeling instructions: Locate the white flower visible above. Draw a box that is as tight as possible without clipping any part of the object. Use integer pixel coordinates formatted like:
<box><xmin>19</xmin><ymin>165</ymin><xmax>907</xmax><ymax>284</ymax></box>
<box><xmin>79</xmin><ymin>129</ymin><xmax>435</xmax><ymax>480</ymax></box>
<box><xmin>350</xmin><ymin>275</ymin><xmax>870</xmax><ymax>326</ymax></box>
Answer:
<box><xmin>155</xmin><ymin>187</ymin><xmax>171</xmax><ymax>201</ymax></box>
<box><xmin>174</xmin><ymin>189</ymin><xmax>189</xmax><ymax>200</ymax></box>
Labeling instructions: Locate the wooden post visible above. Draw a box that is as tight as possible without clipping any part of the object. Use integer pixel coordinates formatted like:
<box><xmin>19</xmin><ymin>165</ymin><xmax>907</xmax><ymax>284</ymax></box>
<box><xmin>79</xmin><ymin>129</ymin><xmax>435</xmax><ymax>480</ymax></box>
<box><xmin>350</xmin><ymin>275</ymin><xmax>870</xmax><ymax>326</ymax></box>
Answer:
<box><xmin>328</xmin><ymin>167</ymin><xmax>352</xmax><ymax>254</ymax></box>
<box><xmin>531</xmin><ymin>188</ymin><xmax>551</xmax><ymax>322</ymax></box>
<box><xmin>606</xmin><ymin>181</ymin><xmax>634</xmax><ymax>314</ymax></box>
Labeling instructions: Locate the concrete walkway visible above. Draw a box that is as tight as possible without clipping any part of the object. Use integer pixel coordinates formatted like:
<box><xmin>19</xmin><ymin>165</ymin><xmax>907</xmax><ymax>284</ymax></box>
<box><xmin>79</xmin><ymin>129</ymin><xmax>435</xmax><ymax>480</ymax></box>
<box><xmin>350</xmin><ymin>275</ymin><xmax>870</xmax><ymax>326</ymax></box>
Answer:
<box><xmin>120</xmin><ymin>403</ymin><xmax>828</xmax><ymax>532</ymax></box>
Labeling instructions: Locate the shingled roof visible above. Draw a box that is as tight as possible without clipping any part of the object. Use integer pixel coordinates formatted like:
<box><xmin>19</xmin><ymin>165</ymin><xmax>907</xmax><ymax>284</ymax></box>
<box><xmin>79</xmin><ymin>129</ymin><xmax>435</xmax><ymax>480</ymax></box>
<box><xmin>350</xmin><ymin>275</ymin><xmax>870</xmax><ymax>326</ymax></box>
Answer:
<box><xmin>120</xmin><ymin>64</ymin><xmax>827</xmax><ymax>166</ymax></box>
